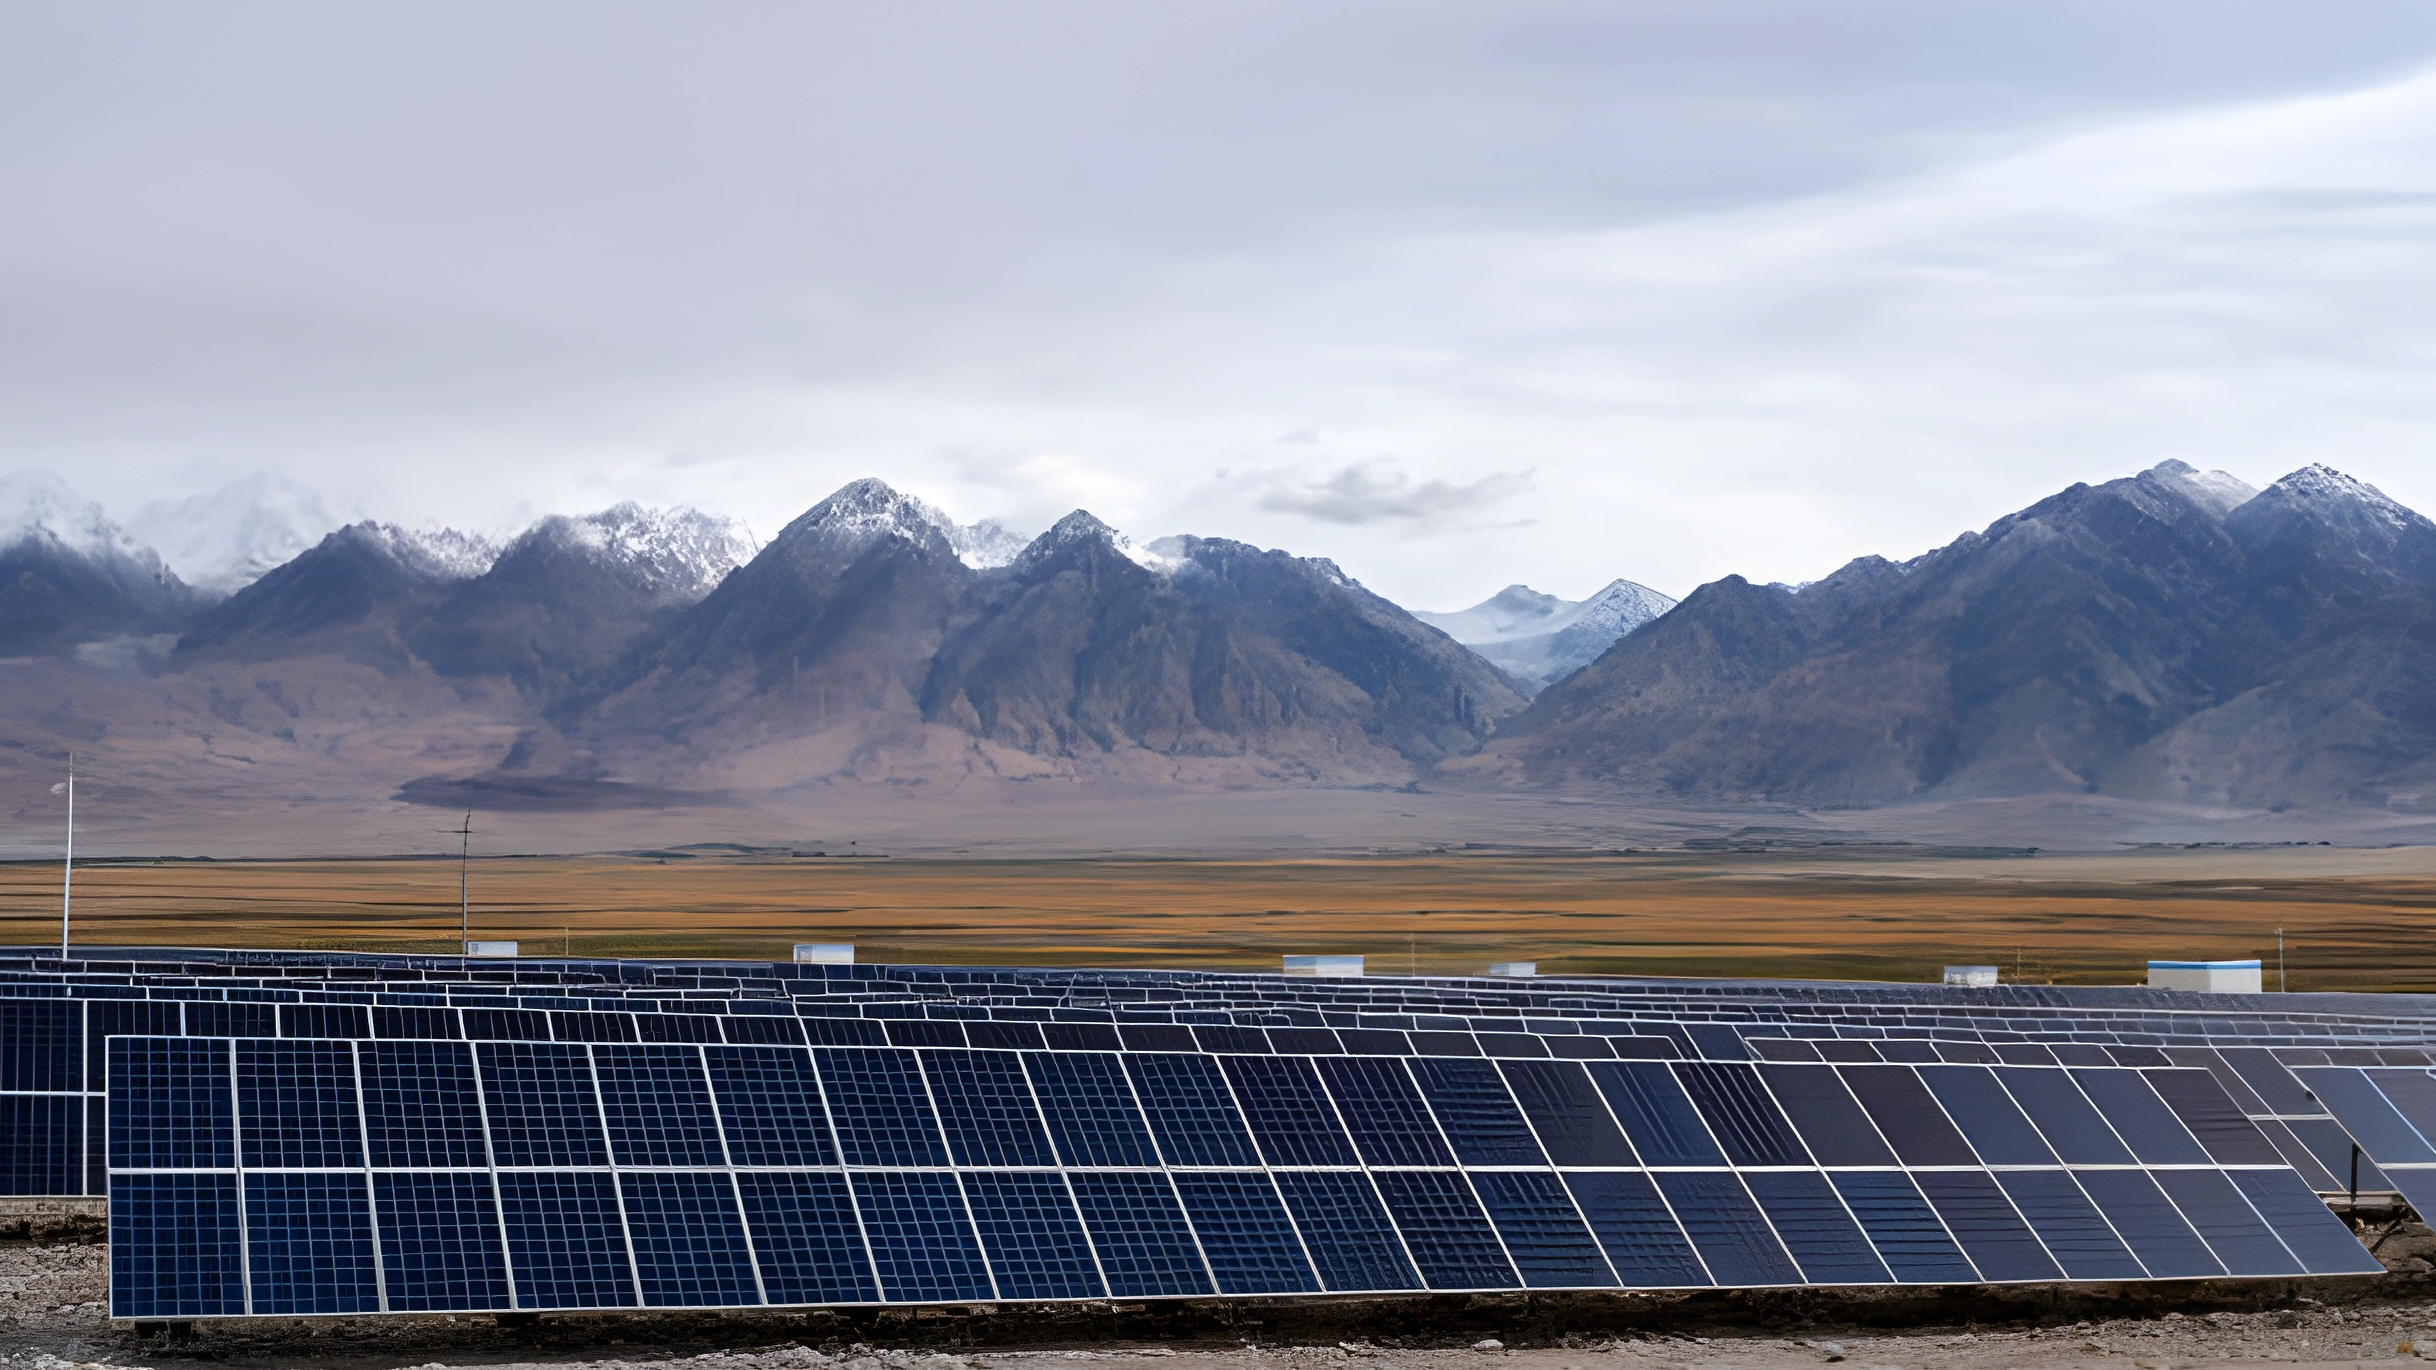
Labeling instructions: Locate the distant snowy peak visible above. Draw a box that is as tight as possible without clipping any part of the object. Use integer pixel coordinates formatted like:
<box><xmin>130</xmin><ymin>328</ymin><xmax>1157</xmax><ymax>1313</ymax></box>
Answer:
<box><xmin>353</xmin><ymin>522</ymin><xmax>500</xmax><ymax>581</ymax></box>
<box><xmin>2142</xmin><ymin>460</ymin><xmax>2256</xmax><ymax>519</ymax></box>
<box><xmin>948</xmin><ymin>517</ymin><xmax>1030</xmax><ymax>569</ymax></box>
<box><xmin>1419</xmin><ymin>576</ymin><xmax>1678</xmax><ymax>694</ymax></box>
<box><xmin>1564</xmin><ymin>578</ymin><xmax>1680</xmax><ymax>637</ymax></box>
<box><xmin>521</xmin><ymin>502</ymin><xmax>757</xmax><ymax>597</ymax></box>
<box><xmin>2268</xmin><ymin>463</ymin><xmax>2428</xmax><ymax>531</ymax></box>
<box><xmin>0</xmin><ymin>471</ymin><xmax>177</xmax><ymax>580</ymax></box>
<box><xmin>1418</xmin><ymin>579</ymin><xmax>1677</xmax><ymax>646</ymax></box>
<box><xmin>1412</xmin><ymin>585</ymin><xmax>1571</xmax><ymax>643</ymax></box>
<box><xmin>127</xmin><ymin>474</ymin><xmax>347</xmax><ymax>597</ymax></box>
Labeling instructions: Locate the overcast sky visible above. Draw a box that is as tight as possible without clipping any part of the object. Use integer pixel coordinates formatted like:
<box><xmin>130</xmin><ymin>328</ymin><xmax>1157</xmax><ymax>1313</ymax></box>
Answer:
<box><xmin>7</xmin><ymin>3</ymin><xmax>2436</xmax><ymax>607</ymax></box>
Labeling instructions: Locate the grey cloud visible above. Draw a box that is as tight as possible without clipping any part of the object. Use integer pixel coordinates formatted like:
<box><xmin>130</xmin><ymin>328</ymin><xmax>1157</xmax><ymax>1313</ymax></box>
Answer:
<box><xmin>1253</xmin><ymin>461</ymin><xmax>1535</xmax><ymax>525</ymax></box>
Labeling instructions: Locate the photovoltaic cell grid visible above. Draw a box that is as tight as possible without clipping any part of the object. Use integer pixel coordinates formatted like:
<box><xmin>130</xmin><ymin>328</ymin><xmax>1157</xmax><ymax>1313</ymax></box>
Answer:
<box><xmin>105</xmin><ymin>1022</ymin><xmax>2382</xmax><ymax>1319</ymax></box>
<box><xmin>1</xmin><ymin>947</ymin><xmax>2426</xmax><ymax>1315</ymax></box>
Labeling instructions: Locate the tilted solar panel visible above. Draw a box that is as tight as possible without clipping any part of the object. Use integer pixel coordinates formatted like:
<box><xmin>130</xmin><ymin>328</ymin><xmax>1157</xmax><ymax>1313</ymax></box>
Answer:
<box><xmin>103</xmin><ymin>1014</ymin><xmax>2382</xmax><ymax>1319</ymax></box>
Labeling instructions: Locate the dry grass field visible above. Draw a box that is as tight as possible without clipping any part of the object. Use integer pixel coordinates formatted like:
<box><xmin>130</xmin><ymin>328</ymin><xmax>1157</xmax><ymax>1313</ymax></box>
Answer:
<box><xmin>4</xmin><ymin>844</ymin><xmax>2436</xmax><ymax>990</ymax></box>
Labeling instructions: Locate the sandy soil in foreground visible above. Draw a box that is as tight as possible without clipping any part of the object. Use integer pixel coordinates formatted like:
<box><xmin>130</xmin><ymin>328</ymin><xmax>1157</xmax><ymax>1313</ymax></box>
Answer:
<box><xmin>19</xmin><ymin>1233</ymin><xmax>2436</xmax><ymax>1370</ymax></box>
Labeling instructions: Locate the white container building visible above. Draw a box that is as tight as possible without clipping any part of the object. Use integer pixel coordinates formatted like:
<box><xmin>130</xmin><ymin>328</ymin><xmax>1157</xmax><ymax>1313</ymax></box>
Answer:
<box><xmin>465</xmin><ymin>941</ymin><xmax>519</xmax><ymax>958</ymax></box>
<box><xmin>1284</xmin><ymin>954</ymin><xmax>1364</xmax><ymax>978</ymax></box>
<box><xmin>1943</xmin><ymin>965</ymin><xmax>1999</xmax><ymax>987</ymax></box>
<box><xmin>2148</xmin><ymin>959</ymin><xmax>2263</xmax><ymax>993</ymax></box>
<box><xmin>793</xmin><ymin>943</ymin><xmax>855</xmax><ymax>964</ymax></box>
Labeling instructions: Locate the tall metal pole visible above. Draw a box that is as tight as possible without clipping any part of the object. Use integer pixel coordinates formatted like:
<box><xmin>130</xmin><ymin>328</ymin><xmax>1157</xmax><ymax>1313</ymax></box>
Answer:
<box><xmin>459</xmin><ymin>811</ymin><xmax>472</xmax><ymax>954</ymax></box>
<box><xmin>59</xmin><ymin>754</ymin><xmax>74</xmax><ymax>961</ymax></box>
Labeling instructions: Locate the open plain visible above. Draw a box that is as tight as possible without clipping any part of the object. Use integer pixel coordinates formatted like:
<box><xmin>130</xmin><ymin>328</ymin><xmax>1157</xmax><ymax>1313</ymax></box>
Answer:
<box><xmin>6</xmin><ymin>845</ymin><xmax>2436</xmax><ymax>991</ymax></box>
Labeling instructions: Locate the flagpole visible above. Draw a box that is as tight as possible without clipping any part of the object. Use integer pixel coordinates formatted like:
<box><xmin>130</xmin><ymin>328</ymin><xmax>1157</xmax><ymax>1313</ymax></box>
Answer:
<box><xmin>60</xmin><ymin>755</ymin><xmax>74</xmax><ymax>962</ymax></box>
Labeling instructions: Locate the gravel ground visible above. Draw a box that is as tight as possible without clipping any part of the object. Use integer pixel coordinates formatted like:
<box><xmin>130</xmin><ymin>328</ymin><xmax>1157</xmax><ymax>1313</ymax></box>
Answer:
<box><xmin>14</xmin><ymin>1229</ymin><xmax>2436</xmax><ymax>1370</ymax></box>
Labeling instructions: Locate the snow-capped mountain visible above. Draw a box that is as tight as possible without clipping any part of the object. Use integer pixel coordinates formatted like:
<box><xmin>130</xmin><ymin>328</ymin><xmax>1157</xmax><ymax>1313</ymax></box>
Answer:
<box><xmin>0</xmin><ymin>471</ymin><xmax>198</xmax><ymax>651</ymax></box>
<box><xmin>510</xmin><ymin>503</ymin><xmax>756</xmax><ymax>600</ymax></box>
<box><xmin>127</xmin><ymin>474</ymin><xmax>351</xmax><ymax>597</ymax></box>
<box><xmin>1416</xmin><ymin>577</ymin><xmax>1678</xmax><ymax>692</ymax></box>
<box><xmin>358</xmin><ymin>522</ymin><xmax>501</xmax><ymax>581</ymax></box>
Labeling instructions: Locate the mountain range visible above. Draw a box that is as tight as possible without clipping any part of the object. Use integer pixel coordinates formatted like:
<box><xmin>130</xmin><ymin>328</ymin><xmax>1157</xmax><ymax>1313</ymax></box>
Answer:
<box><xmin>1</xmin><ymin>458</ymin><xmax>2431</xmax><ymax>853</ymax></box>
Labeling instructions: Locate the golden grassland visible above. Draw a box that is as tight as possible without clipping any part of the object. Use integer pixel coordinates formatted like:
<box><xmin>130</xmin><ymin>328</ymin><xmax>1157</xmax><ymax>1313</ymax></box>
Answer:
<box><xmin>4</xmin><ymin>847</ymin><xmax>2436</xmax><ymax>990</ymax></box>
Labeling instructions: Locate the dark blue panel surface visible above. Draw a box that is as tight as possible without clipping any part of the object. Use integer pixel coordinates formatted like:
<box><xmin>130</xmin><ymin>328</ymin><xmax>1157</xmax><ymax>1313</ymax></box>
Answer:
<box><xmin>815</xmin><ymin>1049</ymin><xmax>950</xmax><ymax>1167</ymax></box>
<box><xmin>1675</xmin><ymin>1064</ymin><xmax>1808</xmax><ymax>1167</ymax></box>
<box><xmin>737</xmin><ymin>1171</ymin><xmax>879</xmax><ymax>1304</ymax></box>
<box><xmin>2150</xmin><ymin>1169</ymin><xmax>2302</xmax><ymax>1276</ymax></box>
<box><xmin>1998</xmin><ymin>1068</ymin><xmax>2137</xmax><ymax>1165</ymax></box>
<box><xmin>706</xmin><ymin>1046</ymin><xmax>838</xmax><ymax>1166</ymax></box>
<box><xmin>0</xmin><ymin>999</ymin><xmax>78</xmax><ymax>1091</ymax></box>
<box><xmin>1068</xmin><ymin>1172</ymin><xmax>1215</xmax><ymax>1297</ymax></box>
<box><xmin>2070</xmin><ymin>1070</ymin><xmax>2210</xmax><ymax>1166</ymax></box>
<box><xmin>498</xmin><ymin>1171</ymin><xmax>639</xmax><ymax>1309</ymax></box>
<box><xmin>374</xmin><ymin>1172</ymin><xmax>512</xmax><ymax>1312</ymax></box>
<box><xmin>244</xmin><ymin>1172</ymin><xmax>381</xmax><ymax>1314</ymax></box>
<box><xmin>924</xmin><ymin>1050</ymin><xmax>1054</xmax><ymax>1167</ymax></box>
<box><xmin>1829</xmin><ymin>1172</ymin><xmax>1977</xmax><ymax>1284</ymax></box>
<box><xmin>962</xmin><ymin>1171</ymin><xmax>1105</xmax><ymax>1300</ymax></box>
<box><xmin>1587</xmin><ymin>1062</ymin><xmax>1726</xmax><ymax>1166</ymax></box>
<box><xmin>1743</xmin><ymin>1170</ymin><xmax>1888</xmax><ymax>1284</ymax></box>
<box><xmin>110</xmin><ymin>1037</ymin><xmax>232</xmax><ymax>1170</ymax></box>
<box><xmin>1838</xmin><ymin>1066</ymin><xmax>1976</xmax><ymax>1166</ymax></box>
<box><xmin>1372</xmin><ymin>1170</ymin><xmax>1519</xmax><ymax>1290</ymax></box>
<box><xmin>109</xmin><ymin>1173</ymin><xmax>244</xmax><ymax>1319</ymax></box>
<box><xmin>0</xmin><ymin>1095</ymin><xmax>80</xmax><ymax>1196</ymax></box>
<box><xmin>1561</xmin><ymin>1171</ymin><xmax>1708</xmax><ymax>1287</ymax></box>
<box><xmin>1918</xmin><ymin>1066</ymin><xmax>2056</xmax><ymax>1165</ymax></box>
<box><xmin>1221</xmin><ymin>1055</ymin><xmax>1360</xmax><ymax>1167</ymax></box>
<box><xmin>1471</xmin><ymin>1170</ymin><xmax>1616</xmax><ymax>1288</ymax></box>
<box><xmin>851</xmin><ymin>1171</ymin><xmax>995</xmax><ymax>1302</ymax></box>
<box><xmin>1273</xmin><ymin>1170</ymin><xmax>1422</xmax><ymax>1292</ymax></box>
<box><xmin>1500</xmin><ymin>1061</ymin><xmax>1635</xmax><ymax>1167</ymax></box>
<box><xmin>2224</xmin><ymin>1169</ymin><xmax>2383</xmax><ymax>1276</ymax></box>
<box><xmin>1317</xmin><ymin>1056</ymin><xmax>1454</xmax><ymax>1166</ymax></box>
<box><xmin>1409</xmin><ymin>1058</ymin><xmax>1547</xmax><ymax>1166</ymax></box>
<box><xmin>361</xmin><ymin>1041</ymin><xmax>489</xmax><ymax>1168</ymax></box>
<box><xmin>283</xmin><ymin>1005</ymin><xmax>370</xmax><ymax>1040</ymax></box>
<box><xmin>1993</xmin><ymin>1171</ymin><xmax>2142</xmax><ymax>1280</ymax></box>
<box><xmin>238</xmin><ymin>1040</ymin><xmax>363</xmax><ymax>1169</ymax></box>
<box><xmin>1173</xmin><ymin>1172</ymin><xmax>1320</xmax><ymax>1294</ymax></box>
<box><xmin>1125</xmin><ymin>1054</ymin><xmax>1260</xmax><ymax>1167</ymax></box>
<box><xmin>595</xmin><ymin>1044</ymin><xmax>725</xmax><ymax>1168</ymax></box>
<box><xmin>1912</xmin><ymin>1171</ymin><xmax>2062</xmax><ymax>1282</ymax></box>
<box><xmin>189</xmin><ymin>1003</ymin><xmax>278</xmax><ymax>1041</ymax></box>
<box><xmin>622</xmin><ymin>1172</ymin><xmax>761</xmax><ymax>1306</ymax></box>
<box><xmin>1654</xmin><ymin>1172</ymin><xmax>1801</xmax><ymax>1286</ymax></box>
<box><xmin>2364</xmin><ymin>1069</ymin><xmax>2436</xmax><ymax>1151</ymax></box>
<box><xmin>1759</xmin><ymin>1064</ymin><xmax>1896</xmax><ymax>1166</ymax></box>
<box><xmin>2072</xmin><ymin>1168</ymin><xmax>2222</xmax><ymax>1278</ymax></box>
<box><xmin>479</xmin><ymin>1042</ymin><xmax>608</xmax><ymax>1168</ymax></box>
<box><xmin>1027</xmin><ymin>1052</ymin><xmax>1158</xmax><ymax>1167</ymax></box>
<box><xmin>2292</xmin><ymin>1068</ymin><xmax>2436</xmax><ymax>1164</ymax></box>
<box><xmin>2145</xmin><ymin>1069</ymin><xmax>2284</xmax><ymax>1165</ymax></box>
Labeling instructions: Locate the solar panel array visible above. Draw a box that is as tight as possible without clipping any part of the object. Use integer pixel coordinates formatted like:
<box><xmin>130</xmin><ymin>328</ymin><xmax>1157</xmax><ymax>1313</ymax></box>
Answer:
<box><xmin>0</xmin><ymin>947</ymin><xmax>2423</xmax><ymax>1318</ymax></box>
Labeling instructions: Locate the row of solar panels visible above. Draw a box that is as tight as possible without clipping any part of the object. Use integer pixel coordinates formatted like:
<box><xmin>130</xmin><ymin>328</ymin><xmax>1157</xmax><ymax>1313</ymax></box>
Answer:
<box><xmin>14</xmin><ymin>947</ymin><xmax>2436</xmax><ymax>1034</ymax></box>
<box><xmin>104</xmin><ymin>1032</ymin><xmax>2381</xmax><ymax>1317</ymax></box>
<box><xmin>0</xmin><ymin>1000</ymin><xmax>2398</xmax><ymax>1201</ymax></box>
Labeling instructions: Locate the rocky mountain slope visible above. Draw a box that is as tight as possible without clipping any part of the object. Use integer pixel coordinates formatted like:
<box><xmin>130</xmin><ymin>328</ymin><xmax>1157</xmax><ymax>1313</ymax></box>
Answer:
<box><xmin>0</xmin><ymin>473</ymin><xmax>200</xmax><ymax>655</ymax></box>
<box><xmin>1486</xmin><ymin>460</ymin><xmax>2436</xmax><ymax>812</ymax></box>
<box><xmin>1418</xmin><ymin>579</ymin><xmax>1678</xmax><ymax>692</ymax></box>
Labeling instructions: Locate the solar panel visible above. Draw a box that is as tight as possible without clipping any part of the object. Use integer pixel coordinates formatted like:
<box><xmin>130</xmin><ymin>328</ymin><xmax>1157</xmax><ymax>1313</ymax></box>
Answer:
<box><xmin>0</xmin><ymin>943</ymin><xmax>2399</xmax><ymax>1319</ymax></box>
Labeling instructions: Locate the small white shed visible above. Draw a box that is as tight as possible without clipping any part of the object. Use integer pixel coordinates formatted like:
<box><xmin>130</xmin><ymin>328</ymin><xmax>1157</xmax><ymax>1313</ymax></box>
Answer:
<box><xmin>1284</xmin><ymin>954</ymin><xmax>1364</xmax><ymax>978</ymax></box>
<box><xmin>793</xmin><ymin>943</ymin><xmax>854</xmax><ymax>964</ymax></box>
<box><xmin>2147</xmin><ymin>959</ymin><xmax>2263</xmax><ymax>993</ymax></box>
<box><xmin>1943</xmin><ymin>965</ymin><xmax>1999</xmax><ymax>987</ymax></box>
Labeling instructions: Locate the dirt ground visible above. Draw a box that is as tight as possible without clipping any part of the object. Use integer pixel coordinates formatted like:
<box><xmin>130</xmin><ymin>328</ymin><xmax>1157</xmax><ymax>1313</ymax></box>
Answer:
<box><xmin>16</xmin><ymin>1225</ymin><xmax>2436</xmax><ymax>1370</ymax></box>
<box><xmin>6</xmin><ymin>847</ymin><xmax>2436</xmax><ymax>989</ymax></box>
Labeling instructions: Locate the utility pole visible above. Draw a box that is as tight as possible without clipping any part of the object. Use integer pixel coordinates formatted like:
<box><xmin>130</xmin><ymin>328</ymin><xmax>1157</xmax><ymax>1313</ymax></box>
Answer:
<box><xmin>56</xmin><ymin>755</ymin><xmax>74</xmax><ymax>961</ymax></box>
<box><xmin>453</xmin><ymin>812</ymin><xmax>473</xmax><ymax>954</ymax></box>
<box><xmin>2278</xmin><ymin>925</ymin><xmax>2286</xmax><ymax>992</ymax></box>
